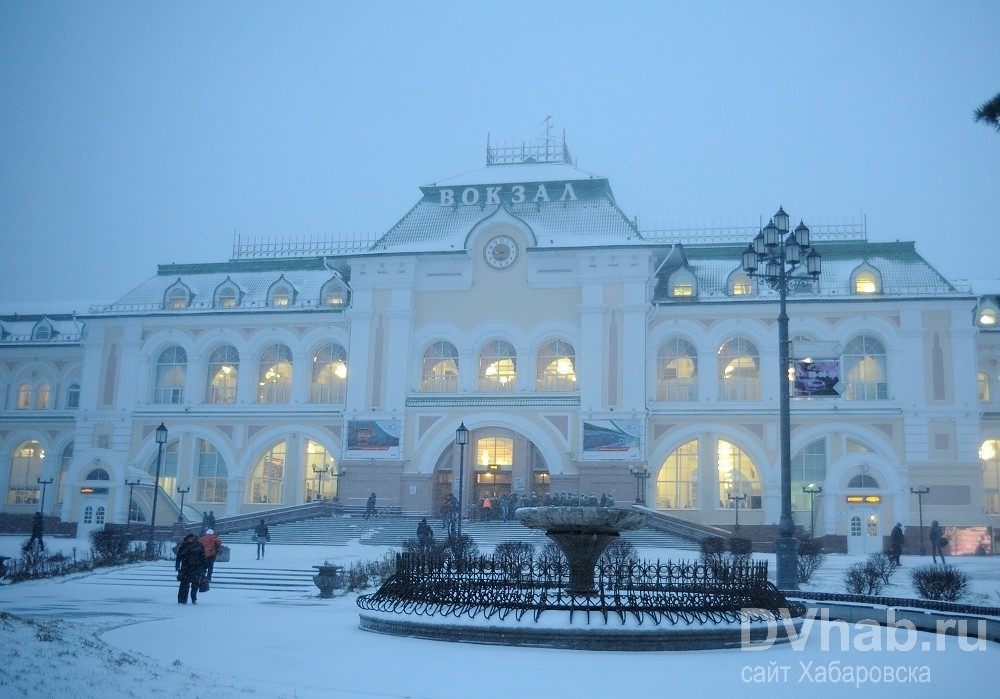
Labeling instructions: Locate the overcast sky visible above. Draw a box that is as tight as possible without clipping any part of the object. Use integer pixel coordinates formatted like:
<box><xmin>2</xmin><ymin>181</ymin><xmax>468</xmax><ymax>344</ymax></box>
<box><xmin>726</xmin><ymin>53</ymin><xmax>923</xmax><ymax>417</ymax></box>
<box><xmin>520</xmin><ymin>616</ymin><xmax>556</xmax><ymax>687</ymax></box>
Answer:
<box><xmin>1</xmin><ymin>1</ymin><xmax>998</xmax><ymax>316</ymax></box>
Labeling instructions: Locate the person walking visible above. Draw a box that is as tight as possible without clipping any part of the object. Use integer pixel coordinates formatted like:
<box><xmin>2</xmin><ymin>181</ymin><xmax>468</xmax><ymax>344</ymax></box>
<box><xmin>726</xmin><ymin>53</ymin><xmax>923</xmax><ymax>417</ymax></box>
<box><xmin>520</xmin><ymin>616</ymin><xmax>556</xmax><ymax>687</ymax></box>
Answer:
<box><xmin>27</xmin><ymin>511</ymin><xmax>45</xmax><ymax>551</ymax></box>
<box><xmin>889</xmin><ymin>522</ymin><xmax>904</xmax><ymax>566</ymax></box>
<box><xmin>365</xmin><ymin>492</ymin><xmax>377</xmax><ymax>519</ymax></box>
<box><xmin>199</xmin><ymin>528</ymin><xmax>222</xmax><ymax>581</ymax></box>
<box><xmin>254</xmin><ymin>518</ymin><xmax>270</xmax><ymax>560</ymax></box>
<box><xmin>175</xmin><ymin>533</ymin><xmax>206</xmax><ymax>604</ymax></box>
<box><xmin>929</xmin><ymin>520</ymin><xmax>947</xmax><ymax>563</ymax></box>
<box><xmin>416</xmin><ymin>517</ymin><xmax>434</xmax><ymax>553</ymax></box>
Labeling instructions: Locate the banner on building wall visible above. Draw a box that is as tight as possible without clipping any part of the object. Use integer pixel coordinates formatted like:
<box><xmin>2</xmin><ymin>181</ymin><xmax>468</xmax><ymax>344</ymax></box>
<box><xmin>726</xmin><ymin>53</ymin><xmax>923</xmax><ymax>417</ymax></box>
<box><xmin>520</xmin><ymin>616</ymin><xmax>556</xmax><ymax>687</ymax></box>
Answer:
<box><xmin>582</xmin><ymin>420</ymin><xmax>641</xmax><ymax>459</ymax></box>
<box><xmin>792</xmin><ymin>360</ymin><xmax>841</xmax><ymax>397</ymax></box>
<box><xmin>345</xmin><ymin>420</ymin><xmax>401</xmax><ymax>459</ymax></box>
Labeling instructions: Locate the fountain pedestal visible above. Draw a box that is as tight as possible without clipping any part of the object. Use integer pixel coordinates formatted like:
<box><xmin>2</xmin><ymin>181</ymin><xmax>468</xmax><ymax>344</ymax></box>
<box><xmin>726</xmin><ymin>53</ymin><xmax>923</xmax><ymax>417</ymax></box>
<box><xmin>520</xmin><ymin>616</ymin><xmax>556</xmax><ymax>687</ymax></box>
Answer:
<box><xmin>515</xmin><ymin>506</ymin><xmax>649</xmax><ymax>593</ymax></box>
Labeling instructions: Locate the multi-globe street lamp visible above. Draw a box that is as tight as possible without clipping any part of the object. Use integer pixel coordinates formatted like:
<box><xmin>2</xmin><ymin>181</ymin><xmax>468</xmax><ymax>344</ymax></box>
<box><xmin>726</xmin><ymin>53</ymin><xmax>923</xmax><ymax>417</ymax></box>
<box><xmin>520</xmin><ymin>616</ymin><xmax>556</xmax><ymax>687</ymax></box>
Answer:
<box><xmin>629</xmin><ymin>465</ymin><xmax>650</xmax><ymax>506</ymax></box>
<box><xmin>455</xmin><ymin>422</ymin><xmax>469</xmax><ymax>538</ymax></box>
<box><xmin>910</xmin><ymin>486</ymin><xmax>929</xmax><ymax>555</ymax></box>
<box><xmin>312</xmin><ymin>464</ymin><xmax>331</xmax><ymax>501</ymax></box>
<box><xmin>742</xmin><ymin>206</ymin><xmax>822</xmax><ymax>590</ymax></box>
<box><xmin>146</xmin><ymin>423</ymin><xmax>168</xmax><ymax>558</ymax></box>
<box><xmin>803</xmin><ymin>483</ymin><xmax>823</xmax><ymax>538</ymax></box>
<box><xmin>727</xmin><ymin>492</ymin><xmax>747</xmax><ymax>530</ymax></box>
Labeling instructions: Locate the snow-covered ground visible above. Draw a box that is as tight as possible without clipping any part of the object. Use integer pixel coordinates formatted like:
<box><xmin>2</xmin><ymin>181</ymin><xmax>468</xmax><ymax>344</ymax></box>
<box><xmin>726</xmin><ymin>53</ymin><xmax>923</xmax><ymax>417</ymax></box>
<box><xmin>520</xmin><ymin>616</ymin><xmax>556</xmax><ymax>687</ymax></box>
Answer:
<box><xmin>1</xmin><ymin>534</ymin><xmax>997</xmax><ymax>698</ymax></box>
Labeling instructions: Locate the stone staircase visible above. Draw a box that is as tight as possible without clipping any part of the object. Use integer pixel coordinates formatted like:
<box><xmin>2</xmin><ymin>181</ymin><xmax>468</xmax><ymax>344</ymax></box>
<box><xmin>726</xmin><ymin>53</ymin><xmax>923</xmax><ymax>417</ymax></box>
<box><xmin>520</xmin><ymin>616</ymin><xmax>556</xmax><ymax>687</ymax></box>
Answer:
<box><xmin>79</xmin><ymin>559</ymin><xmax>317</xmax><ymax>593</ymax></box>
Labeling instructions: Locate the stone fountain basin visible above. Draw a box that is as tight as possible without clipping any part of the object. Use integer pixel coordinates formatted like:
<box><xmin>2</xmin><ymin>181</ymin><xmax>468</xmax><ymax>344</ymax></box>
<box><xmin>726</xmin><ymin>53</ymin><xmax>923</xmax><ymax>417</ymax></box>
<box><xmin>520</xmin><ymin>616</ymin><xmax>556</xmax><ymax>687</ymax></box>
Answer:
<box><xmin>515</xmin><ymin>506</ymin><xmax>648</xmax><ymax>532</ymax></box>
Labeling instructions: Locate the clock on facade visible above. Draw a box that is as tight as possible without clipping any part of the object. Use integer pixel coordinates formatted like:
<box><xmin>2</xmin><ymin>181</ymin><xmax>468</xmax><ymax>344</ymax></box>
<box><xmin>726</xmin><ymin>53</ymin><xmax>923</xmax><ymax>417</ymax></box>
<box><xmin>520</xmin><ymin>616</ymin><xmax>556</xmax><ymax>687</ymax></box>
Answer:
<box><xmin>483</xmin><ymin>235</ymin><xmax>519</xmax><ymax>269</ymax></box>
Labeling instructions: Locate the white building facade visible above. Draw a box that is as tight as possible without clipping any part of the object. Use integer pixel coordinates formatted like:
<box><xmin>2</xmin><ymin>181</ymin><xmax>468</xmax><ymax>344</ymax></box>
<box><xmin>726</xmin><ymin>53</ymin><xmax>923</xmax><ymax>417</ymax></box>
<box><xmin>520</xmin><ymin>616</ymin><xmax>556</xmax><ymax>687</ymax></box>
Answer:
<box><xmin>1</xmin><ymin>144</ymin><xmax>996</xmax><ymax>554</ymax></box>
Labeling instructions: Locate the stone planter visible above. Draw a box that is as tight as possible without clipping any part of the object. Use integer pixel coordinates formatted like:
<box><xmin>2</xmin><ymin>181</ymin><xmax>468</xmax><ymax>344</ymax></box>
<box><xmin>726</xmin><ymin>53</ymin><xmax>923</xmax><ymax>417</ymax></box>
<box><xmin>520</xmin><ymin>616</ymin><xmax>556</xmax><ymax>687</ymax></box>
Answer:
<box><xmin>313</xmin><ymin>564</ymin><xmax>344</xmax><ymax>598</ymax></box>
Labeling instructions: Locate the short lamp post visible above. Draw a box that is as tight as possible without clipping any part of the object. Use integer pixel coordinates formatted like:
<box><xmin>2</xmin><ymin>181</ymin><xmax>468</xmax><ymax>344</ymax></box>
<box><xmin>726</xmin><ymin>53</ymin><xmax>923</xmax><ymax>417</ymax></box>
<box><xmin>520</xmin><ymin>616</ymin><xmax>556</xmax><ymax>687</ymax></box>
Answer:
<box><xmin>629</xmin><ymin>465</ymin><xmax>650</xmax><ymax>506</ymax></box>
<box><xmin>742</xmin><ymin>206</ymin><xmax>822</xmax><ymax>590</ymax></box>
<box><xmin>727</xmin><ymin>492</ymin><xmax>747</xmax><ymax>530</ymax></box>
<box><xmin>146</xmin><ymin>423</ymin><xmax>168</xmax><ymax>559</ymax></box>
<box><xmin>125</xmin><ymin>479</ymin><xmax>141</xmax><ymax>530</ymax></box>
<box><xmin>176</xmin><ymin>486</ymin><xmax>190</xmax><ymax>522</ymax></box>
<box><xmin>910</xmin><ymin>486</ymin><xmax>929</xmax><ymax>555</ymax></box>
<box><xmin>455</xmin><ymin>422</ymin><xmax>469</xmax><ymax>539</ymax></box>
<box><xmin>36</xmin><ymin>477</ymin><xmax>53</xmax><ymax>516</ymax></box>
<box><xmin>803</xmin><ymin>483</ymin><xmax>823</xmax><ymax>538</ymax></box>
<box><xmin>312</xmin><ymin>464</ymin><xmax>331</xmax><ymax>501</ymax></box>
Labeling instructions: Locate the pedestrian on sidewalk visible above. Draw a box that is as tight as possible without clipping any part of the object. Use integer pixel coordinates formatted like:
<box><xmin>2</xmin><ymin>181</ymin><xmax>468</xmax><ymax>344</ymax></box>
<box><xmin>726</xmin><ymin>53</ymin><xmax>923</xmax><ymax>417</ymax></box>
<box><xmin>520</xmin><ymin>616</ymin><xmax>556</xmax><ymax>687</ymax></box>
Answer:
<box><xmin>175</xmin><ymin>533</ymin><xmax>206</xmax><ymax>604</ymax></box>
<box><xmin>254</xmin><ymin>519</ymin><xmax>270</xmax><ymax>559</ymax></box>
<box><xmin>365</xmin><ymin>492</ymin><xmax>377</xmax><ymax>519</ymax></box>
<box><xmin>200</xmin><ymin>529</ymin><xmax>222</xmax><ymax>581</ymax></box>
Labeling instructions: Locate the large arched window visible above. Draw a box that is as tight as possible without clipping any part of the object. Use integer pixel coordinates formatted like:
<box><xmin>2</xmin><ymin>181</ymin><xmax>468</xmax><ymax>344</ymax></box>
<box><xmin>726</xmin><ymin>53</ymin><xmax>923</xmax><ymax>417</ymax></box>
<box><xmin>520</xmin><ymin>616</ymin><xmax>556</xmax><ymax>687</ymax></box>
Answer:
<box><xmin>657</xmin><ymin>338</ymin><xmax>697</xmax><ymax>401</ymax></box>
<box><xmin>248</xmin><ymin>441</ymin><xmax>286</xmax><ymax>504</ymax></box>
<box><xmin>791</xmin><ymin>438</ymin><xmax>827</xmax><ymax>510</ymax></box>
<box><xmin>656</xmin><ymin>439</ymin><xmax>698</xmax><ymax>510</ymax></box>
<box><xmin>848</xmin><ymin>473</ymin><xmax>880</xmax><ymax>489</ymax></box>
<box><xmin>716</xmin><ymin>440</ymin><xmax>761</xmax><ymax>509</ymax></box>
<box><xmin>536</xmin><ymin>339</ymin><xmax>576</xmax><ymax>391</ymax></box>
<box><xmin>718</xmin><ymin>337</ymin><xmax>759</xmax><ymax>401</ymax></box>
<box><xmin>980</xmin><ymin>439</ymin><xmax>1000</xmax><ymax>514</ymax></box>
<box><xmin>7</xmin><ymin>439</ymin><xmax>45</xmax><ymax>505</ymax></box>
<box><xmin>206</xmin><ymin>345</ymin><xmax>239</xmax><ymax>404</ymax></box>
<box><xmin>258</xmin><ymin>344</ymin><xmax>293</xmax><ymax>404</ymax></box>
<box><xmin>421</xmin><ymin>341</ymin><xmax>458</xmax><ymax>392</ymax></box>
<box><xmin>310</xmin><ymin>344</ymin><xmax>348</xmax><ymax>403</ymax></box>
<box><xmin>195</xmin><ymin>440</ymin><xmax>228</xmax><ymax>504</ymax></box>
<box><xmin>153</xmin><ymin>346</ymin><xmax>187</xmax><ymax>404</ymax></box>
<box><xmin>842</xmin><ymin>335</ymin><xmax>888</xmax><ymax>400</ymax></box>
<box><xmin>478</xmin><ymin>340</ymin><xmax>516</xmax><ymax>392</ymax></box>
<box><xmin>147</xmin><ymin>441</ymin><xmax>179</xmax><ymax>499</ymax></box>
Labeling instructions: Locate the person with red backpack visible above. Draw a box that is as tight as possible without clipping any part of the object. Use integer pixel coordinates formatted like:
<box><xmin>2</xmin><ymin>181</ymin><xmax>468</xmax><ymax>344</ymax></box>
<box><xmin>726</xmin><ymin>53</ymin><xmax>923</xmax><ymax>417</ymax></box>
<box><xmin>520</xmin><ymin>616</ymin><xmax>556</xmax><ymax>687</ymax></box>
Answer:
<box><xmin>199</xmin><ymin>528</ymin><xmax>222</xmax><ymax>582</ymax></box>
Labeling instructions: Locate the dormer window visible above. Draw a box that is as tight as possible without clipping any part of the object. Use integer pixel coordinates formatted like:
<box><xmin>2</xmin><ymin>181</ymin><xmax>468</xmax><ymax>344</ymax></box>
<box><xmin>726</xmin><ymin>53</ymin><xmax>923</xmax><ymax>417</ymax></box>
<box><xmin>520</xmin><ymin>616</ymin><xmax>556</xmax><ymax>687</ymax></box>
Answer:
<box><xmin>217</xmin><ymin>286</ymin><xmax>238</xmax><ymax>308</ymax></box>
<box><xmin>851</xmin><ymin>265</ymin><xmax>881</xmax><ymax>295</ymax></box>
<box><xmin>978</xmin><ymin>305</ymin><xmax>998</xmax><ymax>328</ymax></box>
<box><xmin>730</xmin><ymin>272</ymin><xmax>753</xmax><ymax>296</ymax></box>
<box><xmin>32</xmin><ymin>321</ymin><xmax>54</xmax><ymax>341</ymax></box>
<box><xmin>669</xmin><ymin>271</ymin><xmax>696</xmax><ymax>298</ymax></box>
<box><xmin>267</xmin><ymin>277</ymin><xmax>296</xmax><ymax>307</ymax></box>
<box><xmin>321</xmin><ymin>278</ymin><xmax>350</xmax><ymax>307</ymax></box>
<box><xmin>164</xmin><ymin>282</ymin><xmax>192</xmax><ymax>310</ymax></box>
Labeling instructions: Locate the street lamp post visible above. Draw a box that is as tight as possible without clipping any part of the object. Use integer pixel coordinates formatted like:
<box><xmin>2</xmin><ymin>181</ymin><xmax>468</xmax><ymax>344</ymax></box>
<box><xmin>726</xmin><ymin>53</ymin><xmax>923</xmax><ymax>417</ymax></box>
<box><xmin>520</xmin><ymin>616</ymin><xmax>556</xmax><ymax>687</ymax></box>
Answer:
<box><xmin>803</xmin><ymin>483</ymin><xmax>823</xmax><ymax>538</ymax></box>
<box><xmin>176</xmin><ymin>487</ymin><xmax>190</xmax><ymax>522</ymax></box>
<box><xmin>910</xmin><ymin>486</ymin><xmax>929</xmax><ymax>555</ymax></box>
<box><xmin>125</xmin><ymin>479</ymin><xmax>141</xmax><ymax>530</ymax></box>
<box><xmin>455</xmin><ymin>423</ymin><xmax>469</xmax><ymax>539</ymax></box>
<box><xmin>727</xmin><ymin>492</ymin><xmax>747</xmax><ymax>530</ymax></box>
<box><xmin>146</xmin><ymin>423</ymin><xmax>168</xmax><ymax>558</ymax></box>
<box><xmin>742</xmin><ymin>206</ymin><xmax>822</xmax><ymax>590</ymax></box>
<box><xmin>629</xmin><ymin>465</ymin><xmax>650</xmax><ymax>505</ymax></box>
<box><xmin>312</xmin><ymin>465</ymin><xmax>331</xmax><ymax>501</ymax></box>
<box><xmin>331</xmin><ymin>467</ymin><xmax>346</xmax><ymax>501</ymax></box>
<box><xmin>36</xmin><ymin>477</ymin><xmax>53</xmax><ymax>515</ymax></box>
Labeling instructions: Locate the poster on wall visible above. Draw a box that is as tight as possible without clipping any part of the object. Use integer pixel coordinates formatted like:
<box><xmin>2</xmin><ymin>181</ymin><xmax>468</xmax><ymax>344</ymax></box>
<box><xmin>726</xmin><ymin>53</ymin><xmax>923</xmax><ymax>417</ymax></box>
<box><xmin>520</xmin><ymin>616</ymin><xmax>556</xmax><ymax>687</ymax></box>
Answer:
<box><xmin>792</xmin><ymin>360</ymin><xmax>841</xmax><ymax>397</ymax></box>
<box><xmin>345</xmin><ymin>420</ymin><xmax>401</xmax><ymax>459</ymax></box>
<box><xmin>582</xmin><ymin>420</ymin><xmax>641</xmax><ymax>459</ymax></box>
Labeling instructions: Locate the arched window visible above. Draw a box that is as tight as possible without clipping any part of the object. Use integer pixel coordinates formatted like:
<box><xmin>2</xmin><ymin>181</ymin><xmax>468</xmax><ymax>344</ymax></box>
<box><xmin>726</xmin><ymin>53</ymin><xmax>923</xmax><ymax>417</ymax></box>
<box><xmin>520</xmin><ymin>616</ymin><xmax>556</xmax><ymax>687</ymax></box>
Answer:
<box><xmin>248</xmin><ymin>441</ymin><xmax>286</xmax><ymax>504</ymax></box>
<box><xmin>842</xmin><ymin>335</ymin><xmax>888</xmax><ymax>400</ymax></box>
<box><xmin>7</xmin><ymin>439</ymin><xmax>45</xmax><ymax>505</ymax></box>
<box><xmin>16</xmin><ymin>383</ymin><xmax>30</xmax><ymax>409</ymax></box>
<box><xmin>853</xmin><ymin>270</ymin><xmax>880</xmax><ymax>294</ymax></box>
<box><xmin>979</xmin><ymin>372</ymin><xmax>992</xmax><ymax>403</ymax></box>
<box><xmin>791</xmin><ymin>438</ymin><xmax>826</xmax><ymax>510</ymax></box>
<box><xmin>536</xmin><ymin>339</ymin><xmax>576</xmax><ymax>391</ymax></box>
<box><xmin>478</xmin><ymin>340</ymin><xmax>516</xmax><ymax>392</ymax></box>
<box><xmin>848</xmin><ymin>473</ymin><xmax>880</xmax><ymax>489</ymax></box>
<box><xmin>657</xmin><ymin>338</ymin><xmax>697</xmax><ymax>401</ymax></box>
<box><xmin>85</xmin><ymin>467</ymin><xmax>110</xmax><ymax>481</ymax></box>
<box><xmin>95</xmin><ymin>505</ymin><xmax>106</xmax><ymax>524</ymax></box>
<box><xmin>66</xmin><ymin>382</ymin><xmax>81</xmax><ymax>409</ymax></box>
<box><xmin>656</xmin><ymin>439</ymin><xmax>698</xmax><ymax>510</ymax></box>
<box><xmin>167</xmin><ymin>287</ymin><xmax>190</xmax><ymax>309</ymax></box>
<box><xmin>153</xmin><ymin>346</ymin><xmax>187</xmax><ymax>404</ymax></box>
<box><xmin>216</xmin><ymin>285</ymin><xmax>239</xmax><ymax>308</ymax></box>
<box><xmin>978</xmin><ymin>306</ymin><xmax>998</xmax><ymax>328</ymax></box>
<box><xmin>980</xmin><ymin>439</ymin><xmax>1000</xmax><ymax>514</ymax></box>
<box><xmin>267</xmin><ymin>279</ymin><xmax>294</xmax><ymax>307</ymax></box>
<box><xmin>731</xmin><ymin>273</ymin><xmax>753</xmax><ymax>296</ymax></box>
<box><xmin>35</xmin><ymin>383</ymin><xmax>50</xmax><ymax>409</ymax></box>
<box><xmin>718</xmin><ymin>337</ymin><xmax>759</xmax><ymax>401</ymax></box>
<box><xmin>421</xmin><ymin>341</ymin><xmax>458</xmax><ymax>392</ymax></box>
<box><xmin>206</xmin><ymin>345</ymin><xmax>239</xmax><ymax>404</ymax></box>
<box><xmin>310</xmin><ymin>344</ymin><xmax>348</xmax><ymax>403</ymax></box>
<box><xmin>195</xmin><ymin>440</ymin><xmax>228</xmax><ymax>504</ymax></box>
<box><xmin>320</xmin><ymin>279</ymin><xmax>350</xmax><ymax>307</ymax></box>
<box><xmin>258</xmin><ymin>344</ymin><xmax>293</xmax><ymax>403</ymax></box>
<box><xmin>669</xmin><ymin>272</ymin><xmax>695</xmax><ymax>298</ymax></box>
<box><xmin>83</xmin><ymin>506</ymin><xmax>93</xmax><ymax>524</ymax></box>
<box><xmin>147</xmin><ymin>442</ymin><xmax>178</xmax><ymax>497</ymax></box>
<box><xmin>32</xmin><ymin>321</ymin><xmax>53</xmax><ymax>341</ymax></box>
<box><xmin>717</xmin><ymin>440</ymin><xmax>760</xmax><ymax>509</ymax></box>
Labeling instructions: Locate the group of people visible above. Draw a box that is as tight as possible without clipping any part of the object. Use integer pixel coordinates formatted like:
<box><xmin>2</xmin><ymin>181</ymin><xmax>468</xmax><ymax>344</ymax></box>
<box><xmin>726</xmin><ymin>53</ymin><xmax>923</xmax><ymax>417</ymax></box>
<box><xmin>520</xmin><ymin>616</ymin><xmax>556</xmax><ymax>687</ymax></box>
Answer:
<box><xmin>887</xmin><ymin>520</ymin><xmax>949</xmax><ymax>566</ymax></box>
<box><xmin>174</xmin><ymin>528</ymin><xmax>223</xmax><ymax>604</ymax></box>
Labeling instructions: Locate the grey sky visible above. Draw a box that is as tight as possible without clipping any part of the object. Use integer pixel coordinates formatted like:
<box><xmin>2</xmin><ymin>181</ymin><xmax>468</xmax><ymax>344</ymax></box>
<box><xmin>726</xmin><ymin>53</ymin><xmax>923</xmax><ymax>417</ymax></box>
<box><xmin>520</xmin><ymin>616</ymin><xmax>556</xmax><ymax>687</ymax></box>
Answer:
<box><xmin>2</xmin><ymin>1</ymin><xmax>998</xmax><ymax>315</ymax></box>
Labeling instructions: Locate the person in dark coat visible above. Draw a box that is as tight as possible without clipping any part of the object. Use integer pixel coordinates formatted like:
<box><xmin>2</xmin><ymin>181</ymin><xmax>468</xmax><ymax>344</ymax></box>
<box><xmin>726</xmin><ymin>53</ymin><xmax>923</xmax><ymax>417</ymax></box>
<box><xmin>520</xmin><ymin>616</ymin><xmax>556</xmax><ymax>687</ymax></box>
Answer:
<box><xmin>416</xmin><ymin>518</ymin><xmax>434</xmax><ymax>553</ymax></box>
<box><xmin>365</xmin><ymin>492</ymin><xmax>377</xmax><ymax>519</ymax></box>
<box><xmin>254</xmin><ymin>519</ymin><xmax>270</xmax><ymax>560</ymax></box>
<box><xmin>175</xmin><ymin>533</ymin><xmax>206</xmax><ymax>604</ymax></box>
<box><xmin>27</xmin><ymin>511</ymin><xmax>45</xmax><ymax>551</ymax></box>
<box><xmin>929</xmin><ymin>520</ymin><xmax>946</xmax><ymax>563</ymax></box>
<box><xmin>889</xmin><ymin>522</ymin><xmax>904</xmax><ymax>565</ymax></box>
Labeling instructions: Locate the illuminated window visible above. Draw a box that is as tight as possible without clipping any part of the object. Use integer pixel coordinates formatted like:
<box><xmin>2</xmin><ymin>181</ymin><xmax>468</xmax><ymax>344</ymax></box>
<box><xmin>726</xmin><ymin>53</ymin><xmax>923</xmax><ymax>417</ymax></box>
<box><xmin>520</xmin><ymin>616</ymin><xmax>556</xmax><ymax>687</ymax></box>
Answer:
<box><xmin>716</xmin><ymin>440</ymin><xmax>760</xmax><ymax>509</ymax></box>
<box><xmin>153</xmin><ymin>346</ymin><xmax>187</xmax><ymax>404</ymax></box>
<box><xmin>979</xmin><ymin>372</ymin><xmax>992</xmax><ymax>403</ymax></box>
<box><xmin>195</xmin><ymin>439</ymin><xmax>228</xmax><ymax>504</ymax></box>
<box><xmin>35</xmin><ymin>383</ymin><xmax>50</xmax><ymax>409</ymax></box>
<box><xmin>321</xmin><ymin>279</ymin><xmax>350</xmax><ymax>307</ymax></box>
<box><xmin>310</xmin><ymin>344</ymin><xmax>347</xmax><ymax>403</ymax></box>
<box><xmin>304</xmin><ymin>440</ymin><xmax>338</xmax><ymax>502</ymax></box>
<box><xmin>268</xmin><ymin>279</ymin><xmax>295</xmax><ymax>307</ymax></box>
<box><xmin>718</xmin><ymin>337</ymin><xmax>759</xmax><ymax>401</ymax></box>
<box><xmin>476</xmin><ymin>436</ymin><xmax>513</xmax><ymax>468</ymax></box>
<box><xmin>258</xmin><ymin>344</ymin><xmax>293</xmax><ymax>403</ymax></box>
<box><xmin>981</xmin><ymin>439</ymin><xmax>1000</xmax><ymax>514</ymax></box>
<box><xmin>166</xmin><ymin>286</ymin><xmax>190</xmax><ymax>309</ymax></box>
<box><xmin>7</xmin><ymin>439</ymin><xmax>44</xmax><ymax>505</ymax></box>
<box><xmin>656</xmin><ymin>439</ymin><xmax>698</xmax><ymax>510</ymax></box>
<box><xmin>536</xmin><ymin>339</ymin><xmax>576</xmax><ymax>391</ymax></box>
<box><xmin>731</xmin><ymin>273</ymin><xmax>753</xmax><ymax>296</ymax></box>
<box><xmin>421</xmin><ymin>341</ymin><xmax>458</xmax><ymax>392</ymax></box>
<box><xmin>842</xmin><ymin>335</ymin><xmax>887</xmax><ymax>400</ymax></box>
<box><xmin>206</xmin><ymin>345</ymin><xmax>239</xmax><ymax>404</ymax></box>
<box><xmin>979</xmin><ymin>307</ymin><xmax>998</xmax><ymax>327</ymax></box>
<box><xmin>16</xmin><ymin>383</ymin><xmax>30</xmax><ymax>409</ymax></box>
<box><xmin>146</xmin><ymin>443</ymin><xmax>178</xmax><ymax>498</ymax></box>
<box><xmin>248</xmin><ymin>440</ymin><xmax>286</xmax><ymax>504</ymax></box>
<box><xmin>217</xmin><ymin>286</ymin><xmax>239</xmax><ymax>308</ymax></box>
<box><xmin>657</xmin><ymin>338</ymin><xmax>697</xmax><ymax>401</ymax></box>
<box><xmin>851</xmin><ymin>267</ymin><xmax>881</xmax><ymax>295</ymax></box>
<box><xmin>791</xmin><ymin>439</ymin><xmax>826</xmax><ymax>510</ymax></box>
<box><xmin>478</xmin><ymin>340</ymin><xmax>516</xmax><ymax>392</ymax></box>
